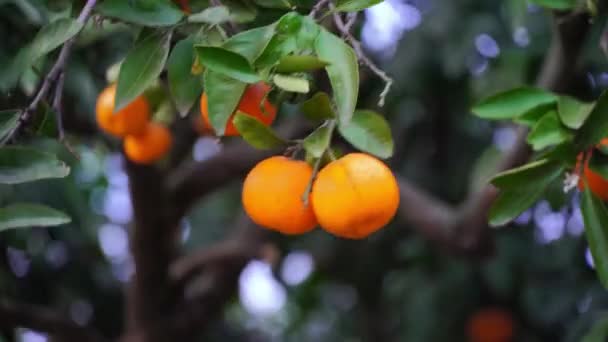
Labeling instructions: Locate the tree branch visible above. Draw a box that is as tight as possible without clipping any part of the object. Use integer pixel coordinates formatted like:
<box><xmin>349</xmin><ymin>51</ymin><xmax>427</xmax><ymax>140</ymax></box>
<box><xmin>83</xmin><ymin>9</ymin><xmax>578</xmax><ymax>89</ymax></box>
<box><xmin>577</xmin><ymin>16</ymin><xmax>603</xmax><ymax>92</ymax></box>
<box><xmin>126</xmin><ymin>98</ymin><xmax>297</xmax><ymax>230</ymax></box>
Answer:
<box><xmin>2</xmin><ymin>0</ymin><xmax>97</xmax><ymax>145</ymax></box>
<box><xmin>0</xmin><ymin>298</ymin><xmax>107</xmax><ymax>342</ymax></box>
<box><xmin>167</xmin><ymin>118</ymin><xmax>312</xmax><ymax>221</ymax></box>
<box><xmin>396</xmin><ymin>11</ymin><xmax>591</xmax><ymax>255</ymax></box>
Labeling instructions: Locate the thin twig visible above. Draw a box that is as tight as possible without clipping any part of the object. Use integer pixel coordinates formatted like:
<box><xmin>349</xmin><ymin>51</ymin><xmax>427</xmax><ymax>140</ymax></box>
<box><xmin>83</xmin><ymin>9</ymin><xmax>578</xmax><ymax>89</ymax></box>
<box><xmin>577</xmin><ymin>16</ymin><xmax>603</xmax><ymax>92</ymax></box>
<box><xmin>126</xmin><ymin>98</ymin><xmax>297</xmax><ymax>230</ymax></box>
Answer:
<box><xmin>309</xmin><ymin>0</ymin><xmax>331</xmax><ymax>18</ymax></box>
<box><xmin>3</xmin><ymin>0</ymin><xmax>97</xmax><ymax>144</ymax></box>
<box><xmin>52</xmin><ymin>72</ymin><xmax>66</xmax><ymax>141</ymax></box>
<box><xmin>331</xmin><ymin>6</ymin><xmax>393</xmax><ymax>106</ymax></box>
<box><xmin>343</xmin><ymin>12</ymin><xmax>357</xmax><ymax>33</ymax></box>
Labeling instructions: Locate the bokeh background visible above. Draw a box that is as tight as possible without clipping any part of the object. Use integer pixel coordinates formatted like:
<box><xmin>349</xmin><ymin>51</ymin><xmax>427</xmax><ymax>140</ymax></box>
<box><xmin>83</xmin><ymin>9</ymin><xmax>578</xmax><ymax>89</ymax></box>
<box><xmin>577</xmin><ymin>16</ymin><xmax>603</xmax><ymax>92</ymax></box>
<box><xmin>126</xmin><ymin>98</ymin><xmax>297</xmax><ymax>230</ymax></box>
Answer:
<box><xmin>1</xmin><ymin>0</ymin><xmax>608</xmax><ymax>341</ymax></box>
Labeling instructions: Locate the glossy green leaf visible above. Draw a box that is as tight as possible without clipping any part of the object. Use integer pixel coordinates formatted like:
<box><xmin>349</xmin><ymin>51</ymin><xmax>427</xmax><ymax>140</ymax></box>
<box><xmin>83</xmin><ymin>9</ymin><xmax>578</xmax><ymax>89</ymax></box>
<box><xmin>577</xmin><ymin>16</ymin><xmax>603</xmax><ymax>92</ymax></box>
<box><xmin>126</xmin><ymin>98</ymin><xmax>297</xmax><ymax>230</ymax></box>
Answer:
<box><xmin>167</xmin><ymin>37</ymin><xmax>203</xmax><ymax>116</ymax></box>
<box><xmin>275</xmin><ymin>55</ymin><xmax>330</xmax><ymax>73</ymax></box>
<box><xmin>29</xmin><ymin>18</ymin><xmax>83</xmax><ymax>61</ymax></box>
<box><xmin>588</xmin><ymin>152</ymin><xmax>608</xmax><ymax>180</ymax></box>
<box><xmin>491</xmin><ymin>159</ymin><xmax>560</xmax><ymax>189</ymax></box>
<box><xmin>338</xmin><ymin>110</ymin><xmax>393</xmax><ymax>158</ymax></box>
<box><xmin>469</xmin><ymin>146</ymin><xmax>503</xmax><ymax>193</ymax></box>
<box><xmin>0</xmin><ymin>147</ymin><xmax>70</xmax><ymax>184</ymax></box>
<box><xmin>188</xmin><ymin>6</ymin><xmax>231</xmax><ymax>24</ymax></box>
<box><xmin>540</xmin><ymin>142</ymin><xmax>578</xmax><ymax>168</ymax></box>
<box><xmin>195</xmin><ymin>46</ymin><xmax>260</xmax><ymax>83</ymax></box>
<box><xmin>526</xmin><ymin>111</ymin><xmax>572</xmax><ymax>151</ymax></box>
<box><xmin>254</xmin><ymin>0</ymin><xmax>292</xmax><ymax>9</ymax></box>
<box><xmin>488</xmin><ymin>159</ymin><xmax>564</xmax><ymax>226</ymax></box>
<box><xmin>301</xmin><ymin>92</ymin><xmax>335</xmax><ymax>122</ymax></box>
<box><xmin>0</xmin><ymin>110</ymin><xmax>20</xmax><ymax>144</ymax></box>
<box><xmin>576</xmin><ymin>91</ymin><xmax>608</xmax><ymax>148</ymax></box>
<box><xmin>581</xmin><ymin>186</ymin><xmax>608</xmax><ymax>289</ymax></box>
<box><xmin>582</xmin><ymin>316</ymin><xmax>608</xmax><ymax>342</ymax></box>
<box><xmin>96</xmin><ymin>0</ymin><xmax>184</xmax><ymax>26</ymax></box>
<box><xmin>335</xmin><ymin>0</ymin><xmax>382</xmax><ymax>12</ymax></box>
<box><xmin>115</xmin><ymin>31</ymin><xmax>171</xmax><ymax>111</ymax></box>
<box><xmin>472</xmin><ymin>87</ymin><xmax>557</xmax><ymax>120</ymax></box>
<box><xmin>222</xmin><ymin>24</ymin><xmax>277</xmax><ymax>62</ymax></box>
<box><xmin>557</xmin><ymin>96</ymin><xmax>593</xmax><ymax>129</ymax></box>
<box><xmin>222</xmin><ymin>0</ymin><xmax>258</xmax><ymax>23</ymax></box>
<box><xmin>254</xmin><ymin>13</ymin><xmax>320</xmax><ymax>69</ymax></box>
<box><xmin>303</xmin><ymin>121</ymin><xmax>334</xmax><ymax>158</ymax></box>
<box><xmin>203</xmin><ymin>70</ymin><xmax>247</xmax><ymax>135</ymax></box>
<box><xmin>233</xmin><ymin>111</ymin><xmax>286</xmax><ymax>149</ymax></box>
<box><xmin>272</xmin><ymin>74</ymin><xmax>309</xmax><ymax>93</ymax></box>
<box><xmin>315</xmin><ymin>29</ymin><xmax>359</xmax><ymax>124</ymax></box>
<box><xmin>0</xmin><ymin>203</ymin><xmax>71</xmax><ymax>231</ymax></box>
<box><xmin>529</xmin><ymin>0</ymin><xmax>576</xmax><ymax>9</ymax></box>
<box><xmin>513</xmin><ymin>103</ymin><xmax>554</xmax><ymax>127</ymax></box>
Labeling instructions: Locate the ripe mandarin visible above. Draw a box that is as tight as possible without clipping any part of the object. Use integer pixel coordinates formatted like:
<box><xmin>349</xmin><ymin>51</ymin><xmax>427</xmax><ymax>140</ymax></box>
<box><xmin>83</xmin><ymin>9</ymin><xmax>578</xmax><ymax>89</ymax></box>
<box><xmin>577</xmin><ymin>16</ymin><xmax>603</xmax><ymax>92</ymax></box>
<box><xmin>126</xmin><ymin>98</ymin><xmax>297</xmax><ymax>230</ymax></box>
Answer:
<box><xmin>311</xmin><ymin>153</ymin><xmax>399</xmax><ymax>239</ymax></box>
<box><xmin>200</xmin><ymin>82</ymin><xmax>276</xmax><ymax>136</ymax></box>
<box><xmin>96</xmin><ymin>84</ymin><xmax>150</xmax><ymax>138</ymax></box>
<box><xmin>242</xmin><ymin>156</ymin><xmax>317</xmax><ymax>234</ymax></box>
<box><xmin>466</xmin><ymin>308</ymin><xmax>514</xmax><ymax>342</ymax></box>
<box><xmin>124</xmin><ymin>123</ymin><xmax>172</xmax><ymax>165</ymax></box>
<box><xmin>577</xmin><ymin>138</ymin><xmax>608</xmax><ymax>200</ymax></box>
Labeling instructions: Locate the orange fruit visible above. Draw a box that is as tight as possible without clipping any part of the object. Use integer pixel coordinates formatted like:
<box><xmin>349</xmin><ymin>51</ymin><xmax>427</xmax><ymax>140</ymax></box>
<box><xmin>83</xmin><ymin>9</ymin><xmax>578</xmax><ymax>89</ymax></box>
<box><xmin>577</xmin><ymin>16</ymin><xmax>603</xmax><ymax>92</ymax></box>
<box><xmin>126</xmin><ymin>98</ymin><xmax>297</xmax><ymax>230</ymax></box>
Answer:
<box><xmin>200</xmin><ymin>82</ymin><xmax>276</xmax><ymax>136</ymax></box>
<box><xmin>466</xmin><ymin>308</ymin><xmax>514</xmax><ymax>342</ymax></box>
<box><xmin>96</xmin><ymin>84</ymin><xmax>150</xmax><ymax>138</ymax></box>
<box><xmin>124</xmin><ymin>123</ymin><xmax>172</xmax><ymax>165</ymax></box>
<box><xmin>311</xmin><ymin>153</ymin><xmax>399</xmax><ymax>239</ymax></box>
<box><xmin>577</xmin><ymin>138</ymin><xmax>608</xmax><ymax>200</ymax></box>
<box><xmin>242</xmin><ymin>156</ymin><xmax>317</xmax><ymax>234</ymax></box>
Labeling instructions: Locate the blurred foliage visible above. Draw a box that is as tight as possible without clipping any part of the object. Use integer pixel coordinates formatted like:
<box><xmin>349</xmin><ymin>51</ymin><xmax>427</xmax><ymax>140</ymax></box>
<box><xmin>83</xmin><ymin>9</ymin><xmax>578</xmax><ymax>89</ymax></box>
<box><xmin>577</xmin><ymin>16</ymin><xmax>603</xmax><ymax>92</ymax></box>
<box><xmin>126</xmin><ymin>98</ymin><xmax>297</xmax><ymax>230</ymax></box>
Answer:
<box><xmin>1</xmin><ymin>0</ymin><xmax>608</xmax><ymax>341</ymax></box>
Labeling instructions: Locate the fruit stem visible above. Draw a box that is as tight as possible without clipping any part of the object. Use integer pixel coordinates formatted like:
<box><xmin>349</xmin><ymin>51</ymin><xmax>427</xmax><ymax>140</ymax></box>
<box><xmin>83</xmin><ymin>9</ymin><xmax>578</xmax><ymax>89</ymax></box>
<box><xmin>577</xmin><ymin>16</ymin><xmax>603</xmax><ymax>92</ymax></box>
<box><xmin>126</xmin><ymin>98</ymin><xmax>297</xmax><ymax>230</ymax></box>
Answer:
<box><xmin>302</xmin><ymin>151</ymin><xmax>324</xmax><ymax>206</ymax></box>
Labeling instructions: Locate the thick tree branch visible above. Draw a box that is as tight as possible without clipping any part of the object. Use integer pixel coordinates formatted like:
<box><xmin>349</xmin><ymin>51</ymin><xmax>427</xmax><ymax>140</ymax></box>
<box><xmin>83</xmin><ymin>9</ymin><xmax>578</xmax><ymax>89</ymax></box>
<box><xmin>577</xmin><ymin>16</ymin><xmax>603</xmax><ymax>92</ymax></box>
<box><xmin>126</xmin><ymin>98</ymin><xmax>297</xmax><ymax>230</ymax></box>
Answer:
<box><xmin>0</xmin><ymin>298</ymin><xmax>107</xmax><ymax>342</ymax></box>
<box><xmin>167</xmin><ymin>118</ymin><xmax>312</xmax><ymax>221</ymax></box>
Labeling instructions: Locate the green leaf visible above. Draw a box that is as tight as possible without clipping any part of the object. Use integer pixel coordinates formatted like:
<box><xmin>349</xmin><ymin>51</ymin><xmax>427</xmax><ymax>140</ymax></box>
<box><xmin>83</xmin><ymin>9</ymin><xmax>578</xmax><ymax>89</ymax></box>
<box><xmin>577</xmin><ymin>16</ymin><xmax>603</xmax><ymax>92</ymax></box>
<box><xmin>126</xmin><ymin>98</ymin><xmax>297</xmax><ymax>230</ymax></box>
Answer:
<box><xmin>96</xmin><ymin>0</ymin><xmax>184</xmax><ymax>26</ymax></box>
<box><xmin>275</xmin><ymin>55</ymin><xmax>330</xmax><ymax>73</ymax></box>
<box><xmin>472</xmin><ymin>87</ymin><xmax>558</xmax><ymax>120</ymax></box>
<box><xmin>581</xmin><ymin>185</ymin><xmax>608</xmax><ymax>289</ymax></box>
<box><xmin>540</xmin><ymin>142</ymin><xmax>578</xmax><ymax>168</ymax></box>
<box><xmin>253</xmin><ymin>0</ymin><xmax>292</xmax><ymax>9</ymax></box>
<box><xmin>526</xmin><ymin>111</ymin><xmax>572</xmax><ymax>151</ymax></box>
<box><xmin>222</xmin><ymin>0</ymin><xmax>258</xmax><ymax>23</ymax></box>
<box><xmin>188</xmin><ymin>6</ymin><xmax>231</xmax><ymax>24</ymax></box>
<box><xmin>203</xmin><ymin>70</ymin><xmax>247</xmax><ymax>135</ymax></box>
<box><xmin>582</xmin><ymin>315</ymin><xmax>608</xmax><ymax>342</ymax></box>
<box><xmin>557</xmin><ymin>96</ymin><xmax>594</xmax><ymax>129</ymax></box>
<box><xmin>254</xmin><ymin>13</ymin><xmax>320</xmax><ymax>69</ymax></box>
<box><xmin>0</xmin><ymin>18</ymin><xmax>83</xmax><ymax>90</ymax></box>
<box><xmin>315</xmin><ymin>29</ymin><xmax>359</xmax><ymax>124</ymax></box>
<box><xmin>195</xmin><ymin>46</ymin><xmax>260</xmax><ymax>83</ymax></box>
<box><xmin>29</xmin><ymin>18</ymin><xmax>83</xmax><ymax>62</ymax></box>
<box><xmin>488</xmin><ymin>159</ymin><xmax>564</xmax><ymax>226</ymax></box>
<box><xmin>469</xmin><ymin>146</ymin><xmax>503</xmax><ymax>193</ymax></box>
<box><xmin>0</xmin><ymin>203</ymin><xmax>71</xmax><ymax>231</ymax></box>
<box><xmin>115</xmin><ymin>30</ymin><xmax>172</xmax><ymax>111</ymax></box>
<box><xmin>301</xmin><ymin>92</ymin><xmax>335</xmax><ymax>122</ymax></box>
<box><xmin>529</xmin><ymin>0</ymin><xmax>577</xmax><ymax>10</ymax></box>
<box><xmin>335</xmin><ymin>0</ymin><xmax>382</xmax><ymax>12</ymax></box>
<box><xmin>588</xmin><ymin>152</ymin><xmax>608</xmax><ymax>180</ymax></box>
<box><xmin>576</xmin><ymin>91</ymin><xmax>608</xmax><ymax>148</ymax></box>
<box><xmin>0</xmin><ymin>147</ymin><xmax>70</xmax><ymax>184</ymax></box>
<box><xmin>167</xmin><ymin>37</ymin><xmax>204</xmax><ymax>116</ymax></box>
<box><xmin>338</xmin><ymin>110</ymin><xmax>393</xmax><ymax>159</ymax></box>
<box><xmin>272</xmin><ymin>74</ymin><xmax>309</xmax><ymax>93</ymax></box>
<box><xmin>222</xmin><ymin>24</ymin><xmax>277</xmax><ymax>62</ymax></box>
<box><xmin>491</xmin><ymin>159</ymin><xmax>560</xmax><ymax>189</ymax></box>
<box><xmin>513</xmin><ymin>103</ymin><xmax>554</xmax><ymax>127</ymax></box>
<box><xmin>303</xmin><ymin>121</ymin><xmax>334</xmax><ymax>158</ymax></box>
<box><xmin>0</xmin><ymin>110</ymin><xmax>20</xmax><ymax>144</ymax></box>
<box><xmin>233</xmin><ymin>111</ymin><xmax>286</xmax><ymax>149</ymax></box>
